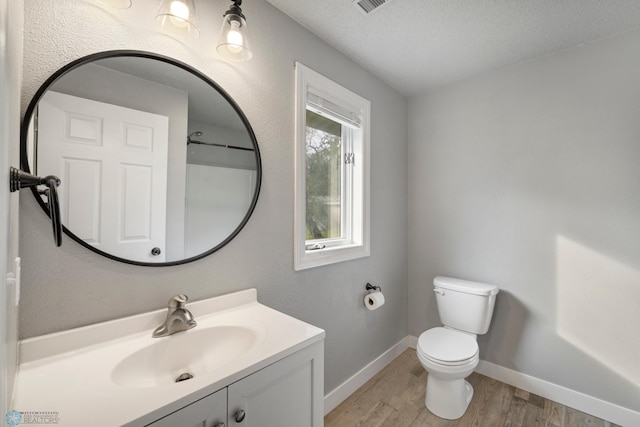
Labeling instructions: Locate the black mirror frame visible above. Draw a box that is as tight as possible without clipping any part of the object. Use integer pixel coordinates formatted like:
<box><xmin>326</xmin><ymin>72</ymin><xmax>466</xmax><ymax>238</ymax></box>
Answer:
<box><xmin>21</xmin><ymin>50</ymin><xmax>262</xmax><ymax>267</ymax></box>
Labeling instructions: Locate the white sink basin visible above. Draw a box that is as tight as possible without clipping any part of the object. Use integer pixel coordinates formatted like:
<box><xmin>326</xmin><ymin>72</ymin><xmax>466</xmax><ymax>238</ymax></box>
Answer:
<box><xmin>14</xmin><ymin>289</ymin><xmax>325</xmax><ymax>427</ymax></box>
<box><xmin>111</xmin><ymin>325</ymin><xmax>259</xmax><ymax>388</ymax></box>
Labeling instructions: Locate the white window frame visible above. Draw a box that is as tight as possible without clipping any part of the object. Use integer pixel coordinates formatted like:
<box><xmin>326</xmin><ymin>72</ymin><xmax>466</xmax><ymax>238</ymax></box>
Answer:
<box><xmin>294</xmin><ymin>62</ymin><xmax>370</xmax><ymax>271</ymax></box>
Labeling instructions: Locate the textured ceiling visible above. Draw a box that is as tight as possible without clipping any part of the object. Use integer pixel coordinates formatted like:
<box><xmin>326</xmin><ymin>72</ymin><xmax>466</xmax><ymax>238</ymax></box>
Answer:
<box><xmin>265</xmin><ymin>0</ymin><xmax>640</xmax><ymax>97</ymax></box>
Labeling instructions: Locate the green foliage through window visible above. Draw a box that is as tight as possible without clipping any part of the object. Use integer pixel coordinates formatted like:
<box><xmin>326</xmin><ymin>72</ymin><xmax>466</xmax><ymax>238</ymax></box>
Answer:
<box><xmin>305</xmin><ymin>110</ymin><xmax>342</xmax><ymax>240</ymax></box>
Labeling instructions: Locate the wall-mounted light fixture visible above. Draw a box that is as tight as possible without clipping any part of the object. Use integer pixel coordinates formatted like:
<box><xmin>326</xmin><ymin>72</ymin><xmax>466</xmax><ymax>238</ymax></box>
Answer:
<box><xmin>216</xmin><ymin>0</ymin><xmax>253</xmax><ymax>61</ymax></box>
<box><xmin>97</xmin><ymin>0</ymin><xmax>253</xmax><ymax>61</ymax></box>
<box><xmin>156</xmin><ymin>0</ymin><xmax>200</xmax><ymax>38</ymax></box>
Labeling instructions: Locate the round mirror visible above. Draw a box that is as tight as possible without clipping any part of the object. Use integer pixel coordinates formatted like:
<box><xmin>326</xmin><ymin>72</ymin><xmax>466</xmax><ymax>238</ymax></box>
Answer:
<box><xmin>21</xmin><ymin>51</ymin><xmax>261</xmax><ymax>266</ymax></box>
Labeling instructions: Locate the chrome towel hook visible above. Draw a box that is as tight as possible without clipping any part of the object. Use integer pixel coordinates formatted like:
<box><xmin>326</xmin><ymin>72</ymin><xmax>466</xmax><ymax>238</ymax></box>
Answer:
<box><xmin>9</xmin><ymin>167</ymin><xmax>62</xmax><ymax>247</ymax></box>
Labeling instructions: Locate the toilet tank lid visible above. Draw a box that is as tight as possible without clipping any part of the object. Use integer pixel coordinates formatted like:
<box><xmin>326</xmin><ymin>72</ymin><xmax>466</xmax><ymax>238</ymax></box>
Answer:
<box><xmin>433</xmin><ymin>276</ymin><xmax>499</xmax><ymax>296</ymax></box>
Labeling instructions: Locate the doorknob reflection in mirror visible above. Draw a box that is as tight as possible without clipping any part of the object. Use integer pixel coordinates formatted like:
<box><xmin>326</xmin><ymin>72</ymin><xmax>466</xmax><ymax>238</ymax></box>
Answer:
<box><xmin>9</xmin><ymin>167</ymin><xmax>62</xmax><ymax>247</ymax></box>
<box><xmin>234</xmin><ymin>409</ymin><xmax>246</xmax><ymax>422</ymax></box>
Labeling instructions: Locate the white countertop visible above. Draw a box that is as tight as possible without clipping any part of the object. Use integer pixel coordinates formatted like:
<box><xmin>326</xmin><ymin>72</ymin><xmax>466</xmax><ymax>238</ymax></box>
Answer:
<box><xmin>11</xmin><ymin>289</ymin><xmax>325</xmax><ymax>426</ymax></box>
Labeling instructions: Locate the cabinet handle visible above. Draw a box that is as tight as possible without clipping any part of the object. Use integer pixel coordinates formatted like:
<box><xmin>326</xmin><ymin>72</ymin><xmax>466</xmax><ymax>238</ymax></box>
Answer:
<box><xmin>213</xmin><ymin>423</ymin><xmax>225</xmax><ymax>427</ymax></box>
<box><xmin>234</xmin><ymin>409</ymin><xmax>246</xmax><ymax>423</ymax></box>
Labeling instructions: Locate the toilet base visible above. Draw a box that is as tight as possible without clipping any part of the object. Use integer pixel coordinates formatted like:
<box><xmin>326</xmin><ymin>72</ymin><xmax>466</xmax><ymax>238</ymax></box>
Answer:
<box><xmin>425</xmin><ymin>377</ymin><xmax>474</xmax><ymax>420</ymax></box>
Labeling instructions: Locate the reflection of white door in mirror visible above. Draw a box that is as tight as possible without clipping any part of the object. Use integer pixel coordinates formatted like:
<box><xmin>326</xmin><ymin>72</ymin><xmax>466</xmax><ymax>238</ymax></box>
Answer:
<box><xmin>37</xmin><ymin>91</ymin><xmax>169</xmax><ymax>262</ymax></box>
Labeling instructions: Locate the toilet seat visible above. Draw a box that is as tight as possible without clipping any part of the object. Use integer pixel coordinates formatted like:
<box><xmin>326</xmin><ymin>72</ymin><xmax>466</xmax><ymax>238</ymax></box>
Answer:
<box><xmin>417</xmin><ymin>327</ymin><xmax>478</xmax><ymax>366</ymax></box>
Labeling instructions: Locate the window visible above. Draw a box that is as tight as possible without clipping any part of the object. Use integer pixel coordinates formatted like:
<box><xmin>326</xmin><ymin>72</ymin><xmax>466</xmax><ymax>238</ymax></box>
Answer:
<box><xmin>294</xmin><ymin>63</ymin><xmax>370</xmax><ymax>270</ymax></box>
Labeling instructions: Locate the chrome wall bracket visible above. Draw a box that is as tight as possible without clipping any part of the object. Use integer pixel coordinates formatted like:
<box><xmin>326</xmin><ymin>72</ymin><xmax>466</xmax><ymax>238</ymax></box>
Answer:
<box><xmin>365</xmin><ymin>282</ymin><xmax>381</xmax><ymax>292</ymax></box>
<box><xmin>9</xmin><ymin>166</ymin><xmax>62</xmax><ymax>246</ymax></box>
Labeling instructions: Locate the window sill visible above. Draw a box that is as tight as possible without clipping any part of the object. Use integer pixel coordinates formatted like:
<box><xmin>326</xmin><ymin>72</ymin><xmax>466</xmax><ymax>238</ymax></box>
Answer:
<box><xmin>294</xmin><ymin>243</ymin><xmax>369</xmax><ymax>271</ymax></box>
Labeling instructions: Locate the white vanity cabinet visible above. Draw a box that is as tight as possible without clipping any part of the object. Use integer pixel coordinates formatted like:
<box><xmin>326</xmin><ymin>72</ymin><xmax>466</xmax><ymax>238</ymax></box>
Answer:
<box><xmin>146</xmin><ymin>341</ymin><xmax>324</xmax><ymax>427</ymax></box>
<box><xmin>228</xmin><ymin>341</ymin><xmax>324</xmax><ymax>427</ymax></box>
<box><xmin>146</xmin><ymin>388</ymin><xmax>227</xmax><ymax>427</ymax></box>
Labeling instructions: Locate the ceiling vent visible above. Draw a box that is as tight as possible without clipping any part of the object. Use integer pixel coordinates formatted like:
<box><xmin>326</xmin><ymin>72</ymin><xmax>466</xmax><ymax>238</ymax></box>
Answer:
<box><xmin>353</xmin><ymin>0</ymin><xmax>393</xmax><ymax>15</ymax></box>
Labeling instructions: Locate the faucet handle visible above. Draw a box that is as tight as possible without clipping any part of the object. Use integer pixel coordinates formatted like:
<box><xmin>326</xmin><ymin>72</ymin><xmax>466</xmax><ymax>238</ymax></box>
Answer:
<box><xmin>168</xmin><ymin>294</ymin><xmax>188</xmax><ymax>309</ymax></box>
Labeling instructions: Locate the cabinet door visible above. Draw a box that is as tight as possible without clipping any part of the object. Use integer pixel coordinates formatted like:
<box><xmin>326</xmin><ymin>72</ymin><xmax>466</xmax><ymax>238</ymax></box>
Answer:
<box><xmin>146</xmin><ymin>388</ymin><xmax>227</xmax><ymax>427</ymax></box>
<box><xmin>227</xmin><ymin>341</ymin><xmax>324</xmax><ymax>427</ymax></box>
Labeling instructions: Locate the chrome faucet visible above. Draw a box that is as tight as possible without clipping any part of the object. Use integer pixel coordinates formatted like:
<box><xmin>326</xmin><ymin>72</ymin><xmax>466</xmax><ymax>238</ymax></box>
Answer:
<box><xmin>152</xmin><ymin>294</ymin><xmax>197</xmax><ymax>338</ymax></box>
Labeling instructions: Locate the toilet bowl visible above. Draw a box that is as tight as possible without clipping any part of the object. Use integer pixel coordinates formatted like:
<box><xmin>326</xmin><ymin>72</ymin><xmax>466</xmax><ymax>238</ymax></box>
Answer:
<box><xmin>416</xmin><ymin>276</ymin><xmax>499</xmax><ymax>420</ymax></box>
<box><xmin>417</xmin><ymin>327</ymin><xmax>479</xmax><ymax>419</ymax></box>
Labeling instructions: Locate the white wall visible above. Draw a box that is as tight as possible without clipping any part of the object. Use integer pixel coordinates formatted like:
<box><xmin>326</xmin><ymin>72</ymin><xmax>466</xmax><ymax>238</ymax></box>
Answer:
<box><xmin>184</xmin><ymin>165</ymin><xmax>255</xmax><ymax>257</ymax></box>
<box><xmin>20</xmin><ymin>0</ymin><xmax>408</xmax><ymax>395</ymax></box>
<box><xmin>0</xmin><ymin>0</ymin><xmax>22</xmax><ymax>414</ymax></box>
<box><xmin>408</xmin><ymin>29</ymin><xmax>640</xmax><ymax>414</ymax></box>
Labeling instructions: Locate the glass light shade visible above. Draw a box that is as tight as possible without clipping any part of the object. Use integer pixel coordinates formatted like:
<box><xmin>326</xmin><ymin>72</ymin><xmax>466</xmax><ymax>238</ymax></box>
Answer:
<box><xmin>216</xmin><ymin>14</ymin><xmax>253</xmax><ymax>61</ymax></box>
<box><xmin>95</xmin><ymin>0</ymin><xmax>132</xmax><ymax>8</ymax></box>
<box><xmin>156</xmin><ymin>0</ymin><xmax>200</xmax><ymax>39</ymax></box>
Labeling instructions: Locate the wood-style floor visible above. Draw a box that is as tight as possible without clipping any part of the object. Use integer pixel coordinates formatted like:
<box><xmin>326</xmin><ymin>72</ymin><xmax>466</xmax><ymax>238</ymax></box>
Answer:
<box><xmin>325</xmin><ymin>349</ymin><xmax>620</xmax><ymax>427</ymax></box>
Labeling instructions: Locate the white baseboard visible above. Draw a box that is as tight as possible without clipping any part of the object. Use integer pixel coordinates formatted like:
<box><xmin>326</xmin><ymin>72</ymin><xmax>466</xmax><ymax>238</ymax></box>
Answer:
<box><xmin>323</xmin><ymin>336</ymin><xmax>412</xmax><ymax>415</ymax></box>
<box><xmin>406</xmin><ymin>334</ymin><xmax>639</xmax><ymax>427</ymax></box>
<box><xmin>329</xmin><ymin>335</ymin><xmax>639</xmax><ymax>427</ymax></box>
<box><xmin>405</xmin><ymin>335</ymin><xmax>417</xmax><ymax>349</ymax></box>
<box><xmin>475</xmin><ymin>359</ymin><xmax>640</xmax><ymax>427</ymax></box>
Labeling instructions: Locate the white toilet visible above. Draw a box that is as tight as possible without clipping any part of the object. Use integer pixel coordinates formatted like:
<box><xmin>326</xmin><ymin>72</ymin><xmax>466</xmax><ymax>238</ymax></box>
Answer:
<box><xmin>416</xmin><ymin>276</ymin><xmax>499</xmax><ymax>420</ymax></box>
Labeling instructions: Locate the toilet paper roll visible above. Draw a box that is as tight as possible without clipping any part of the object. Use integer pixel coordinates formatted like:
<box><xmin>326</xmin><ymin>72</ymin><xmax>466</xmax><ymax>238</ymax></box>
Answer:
<box><xmin>364</xmin><ymin>291</ymin><xmax>385</xmax><ymax>311</ymax></box>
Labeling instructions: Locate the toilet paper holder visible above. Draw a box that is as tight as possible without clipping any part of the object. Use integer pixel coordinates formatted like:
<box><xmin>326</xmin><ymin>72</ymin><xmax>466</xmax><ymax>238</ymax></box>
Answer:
<box><xmin>365</xmin><ymin>283</ymin><xmax>381</xmax><ymax>293</ymax></box>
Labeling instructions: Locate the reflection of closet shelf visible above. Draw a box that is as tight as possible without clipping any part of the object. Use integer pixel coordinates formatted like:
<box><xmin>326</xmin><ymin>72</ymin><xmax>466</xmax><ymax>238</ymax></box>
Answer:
<box><xmin>187</xmin><ymin>138</ymin><xmax>255</xmax><ymax>151</ymax></box>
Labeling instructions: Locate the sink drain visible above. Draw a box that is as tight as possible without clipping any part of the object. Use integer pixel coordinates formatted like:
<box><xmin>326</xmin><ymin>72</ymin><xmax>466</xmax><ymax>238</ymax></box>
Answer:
<box><xmin>175</xmin><ymin>372</ymin><xmax>194</xmax><ymax>383</ymax></box>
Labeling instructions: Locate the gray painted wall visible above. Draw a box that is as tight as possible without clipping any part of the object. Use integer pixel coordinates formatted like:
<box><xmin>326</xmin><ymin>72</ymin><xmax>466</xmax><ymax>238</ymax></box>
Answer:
<box><xmin>20</xmin><ymin>0</ymin><xmax>408</xmax><ymax>395</ymax></box>
<box><xmin>1</xmin><ymin>0</ymin><xmax>22</xmax><ymax>413</ymax></box>
<box><xmin>408</xmin><ymin>29</ymin><xmax>640</xmax><ymax>412</ymax></box>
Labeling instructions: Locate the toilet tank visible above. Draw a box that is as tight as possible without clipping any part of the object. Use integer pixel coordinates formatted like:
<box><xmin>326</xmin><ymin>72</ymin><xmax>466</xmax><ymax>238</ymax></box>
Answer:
<box><xmin>433</xmin><ymin>276</ymin><xmax>499</xmax><ymax>335</ymax></box>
